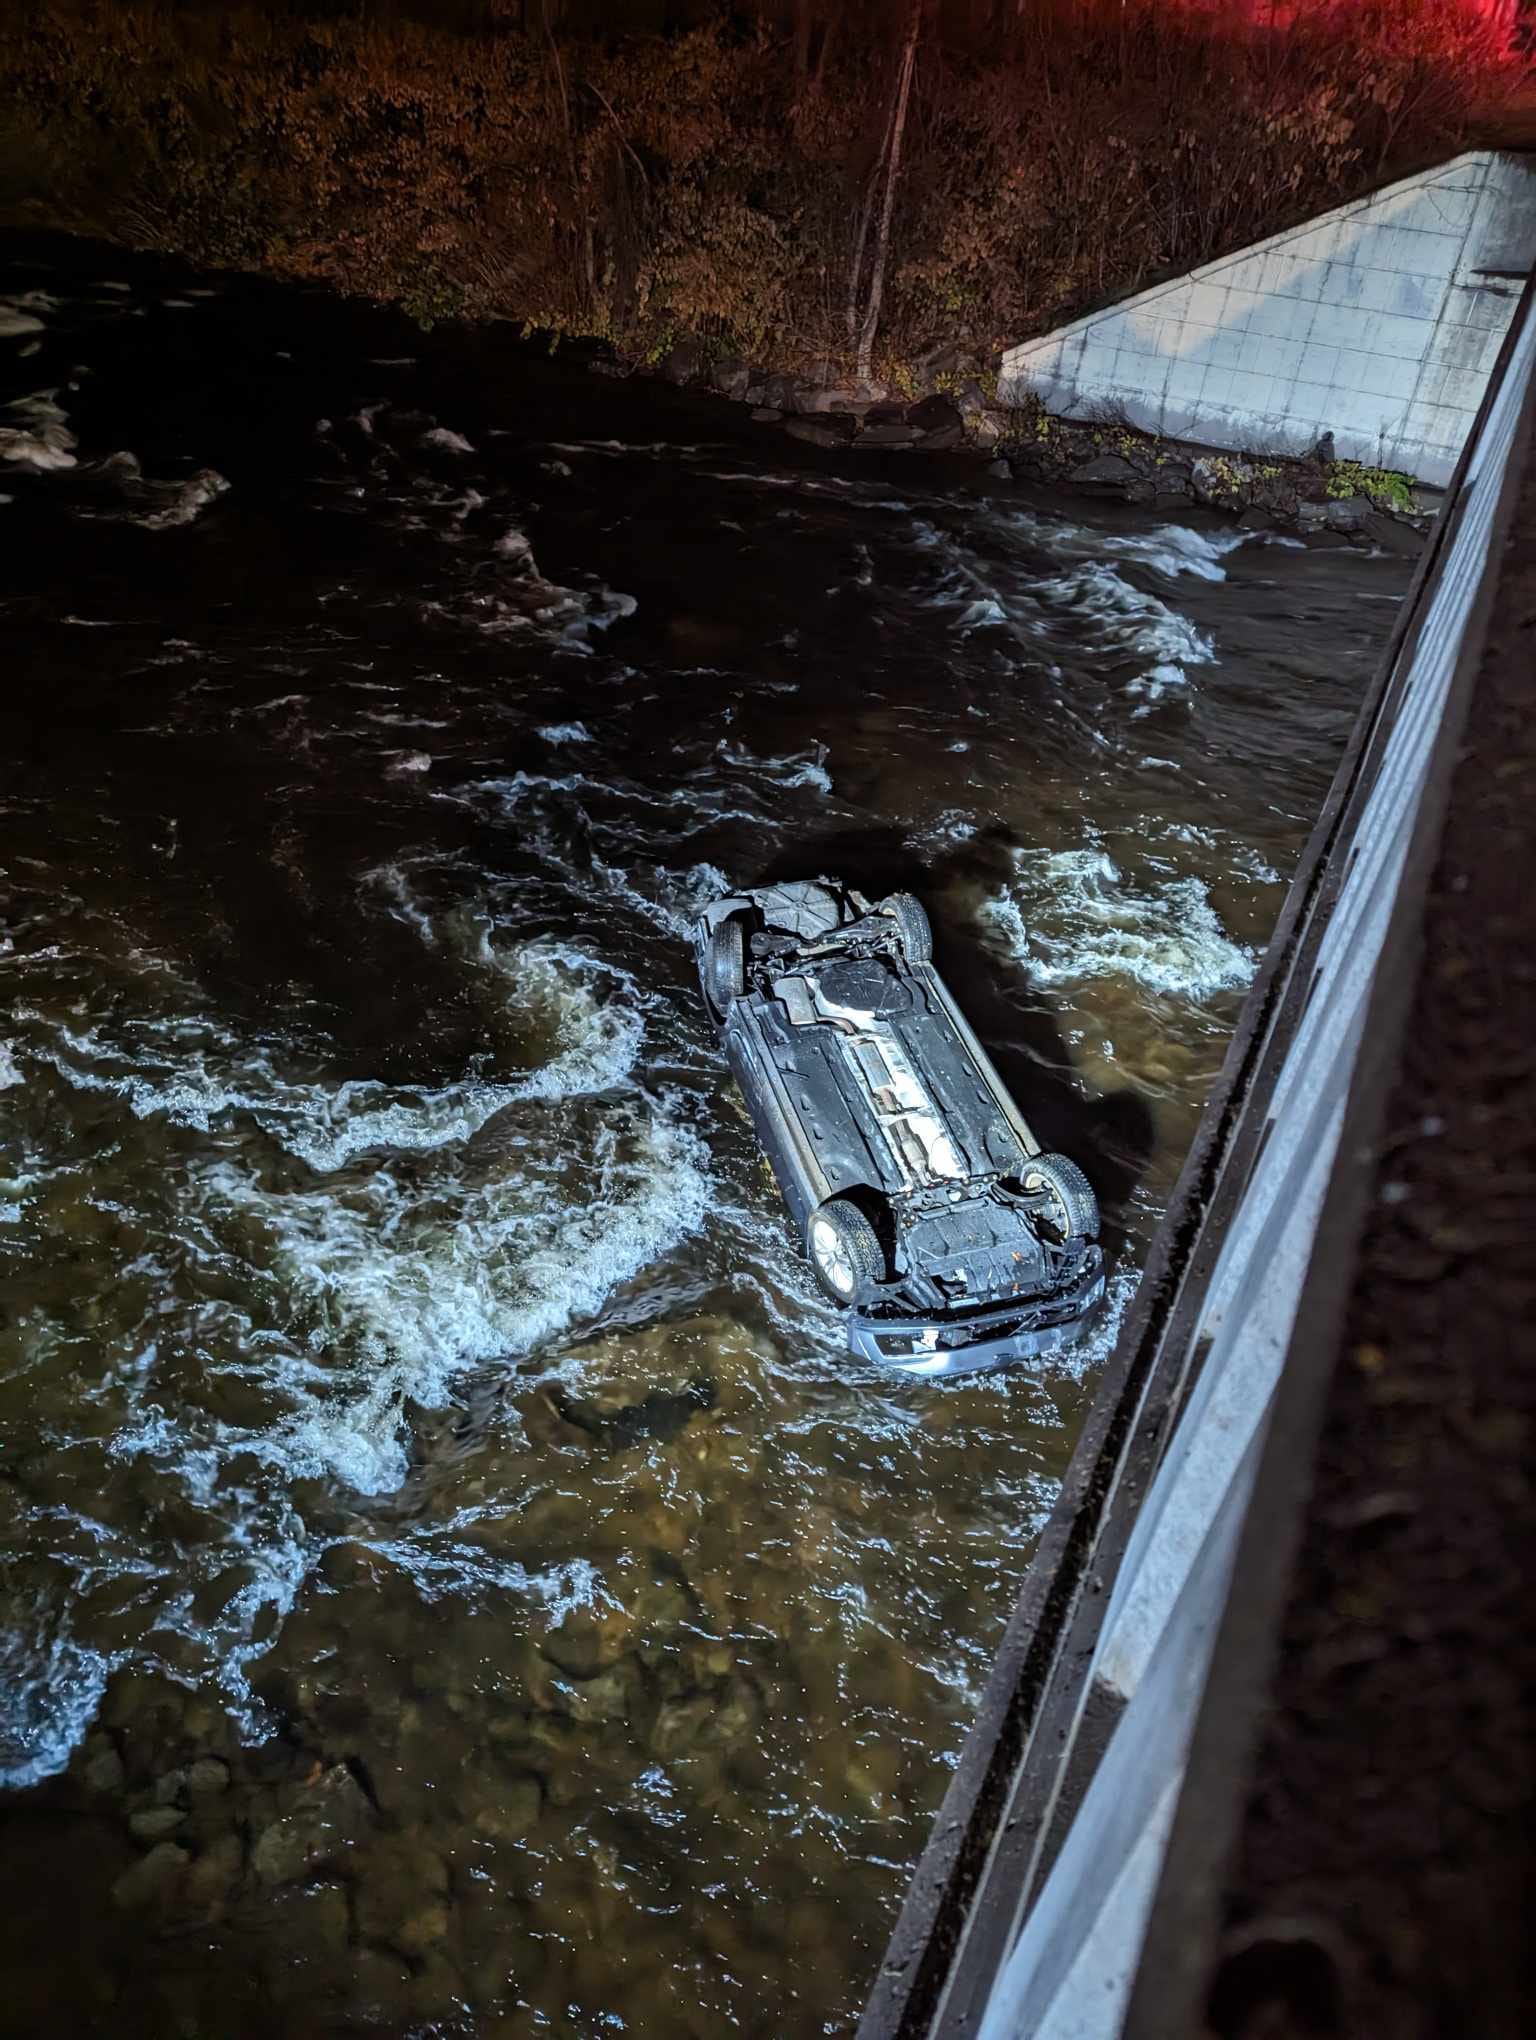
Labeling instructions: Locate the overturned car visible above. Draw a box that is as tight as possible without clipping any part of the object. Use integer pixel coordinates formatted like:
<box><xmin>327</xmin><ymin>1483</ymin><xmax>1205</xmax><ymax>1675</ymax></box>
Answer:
<box><xmin>695</xmin><ymin>879</ymin><xmax>1105</xmax><ymax>1377</ymax></box>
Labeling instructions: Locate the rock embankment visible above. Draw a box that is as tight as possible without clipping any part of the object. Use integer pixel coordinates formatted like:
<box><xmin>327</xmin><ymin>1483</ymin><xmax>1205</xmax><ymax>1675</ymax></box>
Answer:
<box><xmin>601</xmin><ymin>342</ymin><xmax>1433</xmax><ymax>543</ymax></box>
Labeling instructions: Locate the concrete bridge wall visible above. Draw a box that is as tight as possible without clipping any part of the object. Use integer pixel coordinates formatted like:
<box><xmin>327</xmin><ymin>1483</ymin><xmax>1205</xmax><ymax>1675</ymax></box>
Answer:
<box><xmin>999</xmin><ymin>151</ymin><xmax>1536</xmax><ymax>487</ymax></box>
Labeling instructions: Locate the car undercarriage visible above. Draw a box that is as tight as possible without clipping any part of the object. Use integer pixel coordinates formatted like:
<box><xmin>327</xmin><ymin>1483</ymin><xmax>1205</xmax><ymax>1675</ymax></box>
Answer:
<box><xmin>695</xmin><ymin>878</ymin><xmax>1105</xmax><ymax>1376</ymax></box>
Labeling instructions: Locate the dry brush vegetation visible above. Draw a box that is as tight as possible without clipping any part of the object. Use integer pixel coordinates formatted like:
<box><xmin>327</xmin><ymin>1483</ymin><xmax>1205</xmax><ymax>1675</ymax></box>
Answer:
<box><xmin>0</xmin><ymin>0</ymin><xmax>1524</xmax><ymax>378</ymax></box>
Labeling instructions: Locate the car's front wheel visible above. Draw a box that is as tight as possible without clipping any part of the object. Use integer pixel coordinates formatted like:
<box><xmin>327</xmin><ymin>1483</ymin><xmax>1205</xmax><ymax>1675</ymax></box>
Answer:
<box><xmin>1021</xmin><ymin>1153</ymin><xmax>1099</xmax><ymax>1243</ymax></box>
<box><xmin>807</xmin><ymin>1198</ymin><xmax>885</xmax><ymax>1304</ymax></box>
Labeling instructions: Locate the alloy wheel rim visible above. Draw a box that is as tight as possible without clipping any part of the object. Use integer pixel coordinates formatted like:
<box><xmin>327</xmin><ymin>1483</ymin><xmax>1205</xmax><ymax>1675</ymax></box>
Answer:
<box><xmin>811</xmin><ymin>1220</ymin><xmax>855</xmax><ymax>1295</ymax></box>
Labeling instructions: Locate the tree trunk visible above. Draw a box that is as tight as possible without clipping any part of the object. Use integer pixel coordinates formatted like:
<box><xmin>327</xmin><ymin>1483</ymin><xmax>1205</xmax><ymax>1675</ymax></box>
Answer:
<box><xmin>845</xmin><ymin>77</ymin><xmax>901</xmax><ymax>347</ymax></box>
<box><xmin>543</xmin><ymin>0</ymin><xmax>594</xmax><ymax>310</ymax></box>
<box><xmin>852</xmin><ymin>0</ymin><xmax>923</xmax><ymax>385</ymax></box>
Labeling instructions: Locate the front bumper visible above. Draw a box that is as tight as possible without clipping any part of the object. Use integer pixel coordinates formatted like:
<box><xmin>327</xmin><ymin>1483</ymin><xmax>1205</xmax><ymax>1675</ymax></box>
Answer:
<box><xmin>847</xmin><ymin>1251</ymin><xmax>1106</xmax><ymax>1378</ymax></box>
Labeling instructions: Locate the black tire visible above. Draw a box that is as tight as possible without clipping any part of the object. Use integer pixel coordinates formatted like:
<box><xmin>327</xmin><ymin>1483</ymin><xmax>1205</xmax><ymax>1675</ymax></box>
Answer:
<box><xmin>702</xmin><ymin>915</ymin><xmax>747</xmax><ymax>1020</ymax></box>
<box><xmin>880</xmin><ymin>891</ymin><xmax>932</xmax><ymax>963</ymax></box>
<box><xmin>806</xmin><ymin>1197</ymin><xmax>885</xmax><ymax>1304</ymax></box>
<box><xmin>1021</xmin><ymin>1152</ymin><xmax>1099</xmax><ymax>1243</ymax></box>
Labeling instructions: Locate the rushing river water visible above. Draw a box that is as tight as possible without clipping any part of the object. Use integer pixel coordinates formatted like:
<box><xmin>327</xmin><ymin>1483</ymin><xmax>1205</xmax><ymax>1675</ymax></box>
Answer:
<box><xmin>0</xmin><ymin>241</ymin><xmax>1412</xmax><ymax>2036</ymax></box>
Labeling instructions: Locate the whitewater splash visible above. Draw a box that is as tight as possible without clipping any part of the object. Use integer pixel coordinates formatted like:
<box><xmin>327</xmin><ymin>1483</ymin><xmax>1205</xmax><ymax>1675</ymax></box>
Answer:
<box><xmin>1028</xmin><ymin>561</ymin><xmax>1216</xmax><ymax>677</ymax></box>
<box><xmin>0</xmin><ymin>389</ymin><xmax>76</xmax><ymax>470</ymax></box>
<box><xmin>208</xmin><ymin>1101</ymin><xmax>712</xmax><ymax>1494</ymax></box>
<box><xmin>910</xmin><ymin>513</ymin><xmax>1224</xmax><ymax>690</ymax></box>
<box><xmin>316</xmin><ymin>402</ymin><xmax>641</xmax><ymax>649</ymax></box>
<box><xmin>1092</xmin><ymin>523</ymin><xmax>1251</xmax><ymax>583</ymax></box>
<box><xmin>29</xmin><ymin>924</ymin><xmax>709</xmax><ymax>1469</ymax></box>
<box><xmin>981</xmin><ymin>843</ymin><xmax>1255</xmax><ymax>1002</ymax></box>
<box><xmin>0</xmin><ymin>294</ymin><xmax>49</xmax><ymax>341</ymax></box>
<box><xmin>0</xmin><ymin>388</ymin><xmax>230</xmax><ymax>523</ymax></box>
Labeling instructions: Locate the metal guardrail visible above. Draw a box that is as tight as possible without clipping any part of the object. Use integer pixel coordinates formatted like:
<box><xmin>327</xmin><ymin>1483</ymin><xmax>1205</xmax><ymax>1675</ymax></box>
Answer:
<box><xmin>860</xmin><ymin>278</ymin><xmax>1536</xmax><ymax>2040</ymax></box>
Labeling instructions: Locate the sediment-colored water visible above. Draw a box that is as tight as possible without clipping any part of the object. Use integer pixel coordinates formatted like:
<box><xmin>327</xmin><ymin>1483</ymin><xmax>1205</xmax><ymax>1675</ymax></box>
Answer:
<box><xmin>0</xmin><ymin>242</ymin><xmax>1413</xmax><ymax>2036</ymax></box>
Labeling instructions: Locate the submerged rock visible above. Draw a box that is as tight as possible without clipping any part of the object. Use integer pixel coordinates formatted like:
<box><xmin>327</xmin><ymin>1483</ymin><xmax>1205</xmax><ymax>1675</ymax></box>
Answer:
<box><xmin>552</xmin><ymin>1377</ymin><xmax>715</xmax><ymax>1450</ymax></box>
<box><xmin>474</xmin><ymin>1774</ymin><xmax>542</xmax><ymax>1843</ymax></box>
<box><xmin>153</xmin><ymin>1766</ymin><xmax>189</xmax><ymax>1806</ymax></box>
<box><xmin>182</xmin><ymin>1831</ymin><xmax>245</xmax><ymax>1922</ymax></box>
<box><xmin>541</xmin><ymin>1605</ymin><xmax>634</xmax><ymax>1678</ymax></box>
<box><xmin>186</xmin><ymin>1755</ymin><xmax>230</xmax><ymax>1798</ymax></box>
<box><xmin>395</xmin><ymin>1903</ymin><xmax>453</xmax><ymax>1960</ymax></box>
<box><xmin>652</xmin><ymin>1692</ymin><xmax>715</xmax><ymax>1759</ymax></box>
<box><xmin>561</xmin><ymin>1661</ymin><xmax>638</xmax><ymax>1725</ymax></box>
<box><xmin>111</xmin><ymin>1840</ymin><xmax>189</xmax><ymax>1911</ymax></box>
<box><xmin>347</xmin><ymin>1948</ymin><xmax>414</xmax><ymax>2020</ymax></box>
<box><xmin>552</xmin><ymin>1312</ymin><xmax>767</xmax><ymax>1428</ymax></box>
<box><xmin>258</xmin><ymin>1882</ymin><xmax>352</xmax><ymax>2007</ymax></box>
<box><xmin>128</xmin><ymin>1805</ymin><xmax>187</xmax><ymax>1843</ymax></box>
<box><xmin>355</xmin><ymin>1835</ymin><xmax>451</xmax><ymax>1951</ymax></box>
<box><xmin>252</xmin><ymin>1763</ymin><xmax>373</xmax><ymax>1885</ymax></box>
<box><xmin>77</xmin><ymin>1733</ymin><xmax>125</xmax><ymax>1795</ymax></box>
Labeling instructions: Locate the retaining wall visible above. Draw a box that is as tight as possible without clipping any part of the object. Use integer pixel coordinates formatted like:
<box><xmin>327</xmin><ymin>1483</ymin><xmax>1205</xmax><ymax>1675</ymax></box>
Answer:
<box><xmin>999</xmin><ymin>151</ymin><xmax>1536</xmax><ymax>486</ymax></box>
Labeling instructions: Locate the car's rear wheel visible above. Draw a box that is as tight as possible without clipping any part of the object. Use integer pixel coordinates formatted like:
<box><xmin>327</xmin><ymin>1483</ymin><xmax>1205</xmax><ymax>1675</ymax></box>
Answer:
<box><xmin>702</xmin><ymin>914</ymin><xmax>747</xmax><ymax>1021</ymax></box>
<box><xmin>807</xmin><ymin>1198</ymin><xmax>885</xmax><ymax>1304</ymax></box>
<box><xmin>1021</xmin><ymin>1153</ymin><xmax>1099</xmax><ymax>1243</ymax></box>
<box><xmin>880</xmin><ymin>891</ymin><xmax>932</xmax><ymax>963</ymax></box>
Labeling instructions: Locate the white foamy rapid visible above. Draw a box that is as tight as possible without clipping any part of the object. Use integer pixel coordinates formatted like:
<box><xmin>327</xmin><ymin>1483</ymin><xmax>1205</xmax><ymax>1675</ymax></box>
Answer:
<box><xmin>131</xmin><ymin>467</ymin><xmax>230</xmax><ymax>530</ymax></box>
<box><xmin>0</xmin><ymin>1625</ymin><xmax>117</xmax><ymax>1792</ymax></box>
<box><xmin>911</xmin><ymin>513</ymin><xmax>1218</xmax><ymax>689</ymax></box>
<box><xmin>209</xmin><ymin>1102</ymin><xmax>711</xmax><ymax>1495</ymax></box>
<box><xmin>0</xmin><ymin>390</ymin><xmax>77</xmax><ymax>469</ymax></box>
<box><xmin>714</xmin><ymin>739</ymin><xmax>832</xmax><ymax>794</ymax></box>
<box><xmin>0</xmin><ymin>386</ymin><xmax>230</xmax><ymax>524</ymax></box>
<box><xmin>0</xmin><ymin>293</ymin><xmax>51</xmax><ymax>341</ymax></box>
<box><xmin>981</xmin><ymin>844</ymin><xmax>1254</xmax><ymax>1001</ymax></box>
<box><xmin>30</xmin><ymin>917</ymin><xmax>712</xmax><ymax>1501</ymax></box>
<box><xmin>1093</xmin><ymin>524</ymin><xmax>1251</xmax><ymax>582</ymax></box>
<box><xmin>1029</xmin><ymin>562</ymin><xmax>1215</xmax><ymax>677</ymax></box>
<box><xmin>38</xmin><ymin>937</ymin><xmax>643</xmax><ymax>1170</ymax></box>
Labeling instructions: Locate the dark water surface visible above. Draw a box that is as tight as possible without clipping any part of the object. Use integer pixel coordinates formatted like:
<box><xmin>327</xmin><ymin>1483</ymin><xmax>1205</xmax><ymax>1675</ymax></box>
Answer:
<box><xmin>0</xmin><ymin>242</ymin><xmax>1412</xmax><ymax>2035</ymax></box>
